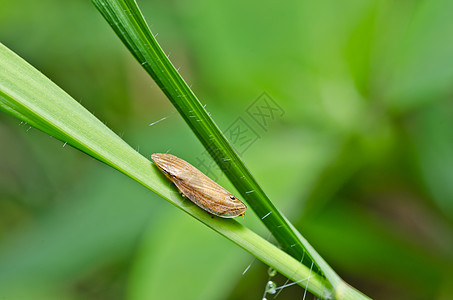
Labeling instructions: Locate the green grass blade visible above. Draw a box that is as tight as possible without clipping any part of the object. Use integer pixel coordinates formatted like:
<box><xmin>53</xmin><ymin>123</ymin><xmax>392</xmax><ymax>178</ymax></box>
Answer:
<box><xmin>91</xmin><ymin>0</ymin><xmax>317</xmax><ymax>271</ymax></box>
<box><xmin>0</xmin><ymin>42</ymin><xmax>347</xmax><ymax>299</ymax></box>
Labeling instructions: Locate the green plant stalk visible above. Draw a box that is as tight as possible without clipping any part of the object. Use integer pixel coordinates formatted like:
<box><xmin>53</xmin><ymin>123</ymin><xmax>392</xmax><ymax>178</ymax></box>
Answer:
<box><xmin>91</xmin><ymin>0</ymin><xmax>317</xmax><ymax>271</ymax></box>
<box><xmin>0</xmin><ymin>42</ymin><xmax>341</xmax><ymax>299</ymax></box>
<box><xmin>90</xmin><ymin>2</ymin><xmax>373</xmax><ymax>299</ymax></box>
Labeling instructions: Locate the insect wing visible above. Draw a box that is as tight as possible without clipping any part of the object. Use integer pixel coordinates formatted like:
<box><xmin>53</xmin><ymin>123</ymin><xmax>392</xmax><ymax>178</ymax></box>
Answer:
<box><xmin>171</xmin><ymin>176</ymin><xmax>222</xmax><ymax>216</ymax></box>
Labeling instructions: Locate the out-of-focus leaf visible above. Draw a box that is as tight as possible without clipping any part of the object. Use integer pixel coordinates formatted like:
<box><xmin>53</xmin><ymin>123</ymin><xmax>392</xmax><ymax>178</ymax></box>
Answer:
<box><xmin>128</xmin><ymin>210</ymin><xmax>250</xmax><ymax>300</ymax></box>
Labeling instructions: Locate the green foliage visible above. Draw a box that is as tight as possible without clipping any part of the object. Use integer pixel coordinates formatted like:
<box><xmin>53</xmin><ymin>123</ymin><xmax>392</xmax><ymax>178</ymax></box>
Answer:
<box><xmin>0</xmin><ymin>40</ymin><xmax>336</xmax><ymax>298</ymax></box>
<box><xmin>1</xmin><ymin>0</ymin><xmax>453</xmax><ymax>299</ymax></box>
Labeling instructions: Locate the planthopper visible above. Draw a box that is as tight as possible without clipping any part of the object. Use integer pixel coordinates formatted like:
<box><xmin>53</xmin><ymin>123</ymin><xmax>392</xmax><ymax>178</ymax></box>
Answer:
<box><xmin>151</xmin><ymin>153</ymin><xmax>247</xmax><ymax>218</ymax></box>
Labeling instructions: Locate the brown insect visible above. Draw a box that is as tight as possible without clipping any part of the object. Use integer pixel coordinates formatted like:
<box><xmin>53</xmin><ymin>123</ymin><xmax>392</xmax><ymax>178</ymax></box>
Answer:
<box><xmin>151</xmin><ymin>153</ymin><xmax>247</xmax><ymax>218</ymax></box>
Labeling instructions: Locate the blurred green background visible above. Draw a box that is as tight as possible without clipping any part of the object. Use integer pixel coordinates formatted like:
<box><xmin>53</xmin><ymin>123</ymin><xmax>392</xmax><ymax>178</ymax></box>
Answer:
<box><xmin>1</xmin><ymin>0</ymin><xmax>453</xmax><ymax>299</ymax></box>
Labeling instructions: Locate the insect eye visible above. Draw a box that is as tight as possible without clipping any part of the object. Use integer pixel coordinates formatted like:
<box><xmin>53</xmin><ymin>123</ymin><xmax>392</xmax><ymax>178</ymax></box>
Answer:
<box><xmin>230</xmin><ymin>196</ymin><xmax>235</xmax><ymax>200</ymax></box>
